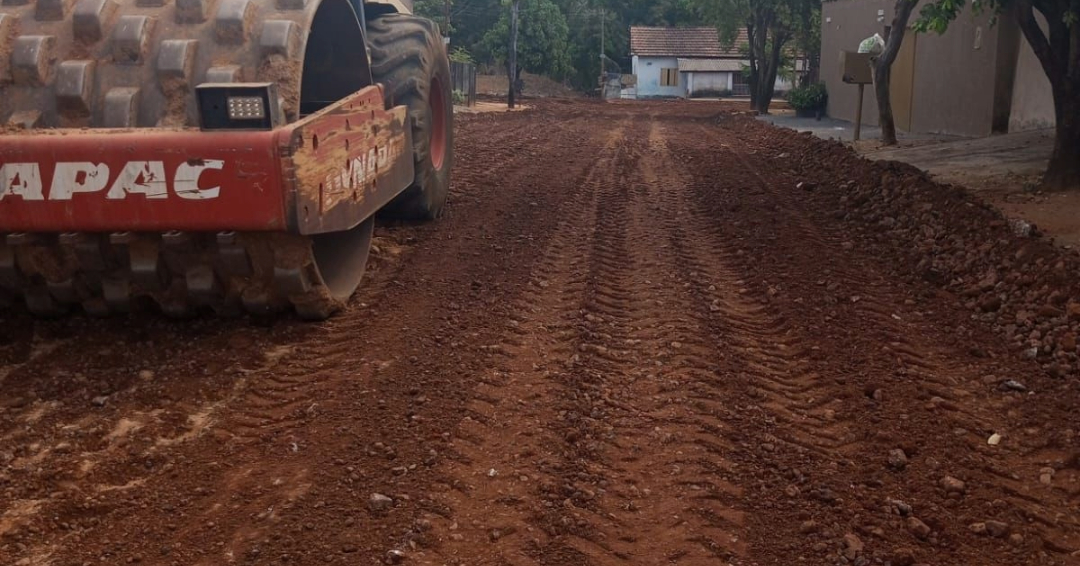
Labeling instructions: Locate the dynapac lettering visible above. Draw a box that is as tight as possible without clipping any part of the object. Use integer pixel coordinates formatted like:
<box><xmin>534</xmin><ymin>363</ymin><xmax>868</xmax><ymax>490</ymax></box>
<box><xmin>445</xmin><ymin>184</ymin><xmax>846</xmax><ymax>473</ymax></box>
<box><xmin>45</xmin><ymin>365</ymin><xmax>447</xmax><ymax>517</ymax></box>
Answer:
<box><xmin>0</xmin><ymin>160</ymin><xmax>225</xmax><ymax>201</ymax></box>
<box><xmin>325</xmin><ymin>139</ymin><xmax>406</xmax><ymax>193</ymax></box>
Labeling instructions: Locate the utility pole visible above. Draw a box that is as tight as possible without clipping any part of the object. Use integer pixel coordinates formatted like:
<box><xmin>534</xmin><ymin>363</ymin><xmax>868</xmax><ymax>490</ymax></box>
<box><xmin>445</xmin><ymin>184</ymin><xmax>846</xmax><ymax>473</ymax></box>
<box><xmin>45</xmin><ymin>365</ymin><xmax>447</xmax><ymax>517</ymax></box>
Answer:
<box><xmin>443</xmin><ymin>0</ymin><xmax>451</xmax><ymax>37</ymax></box>
<box><xmin>508</xmin><ymin>0</ymin><xmax>519</xmax><ymax>109</ymax></box>
<box><xmin>600</xmin><ymin>7</ymin><xmax>604</xmax><ymax>79</ymax></box>
<box><xmin>600</xmin><ymin>7</ymin><xmax>604</xmax><ymax>61</ymax></box>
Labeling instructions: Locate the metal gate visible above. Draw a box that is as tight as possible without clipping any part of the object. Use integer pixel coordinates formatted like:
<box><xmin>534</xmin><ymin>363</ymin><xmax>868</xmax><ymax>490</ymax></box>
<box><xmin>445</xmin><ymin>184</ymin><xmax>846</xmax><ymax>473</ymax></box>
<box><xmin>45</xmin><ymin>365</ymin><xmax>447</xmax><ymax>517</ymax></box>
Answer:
<box><xmin>450</xmin><ymin>62</ymin><xmax>478</xmax><ymax>107</ymax></box>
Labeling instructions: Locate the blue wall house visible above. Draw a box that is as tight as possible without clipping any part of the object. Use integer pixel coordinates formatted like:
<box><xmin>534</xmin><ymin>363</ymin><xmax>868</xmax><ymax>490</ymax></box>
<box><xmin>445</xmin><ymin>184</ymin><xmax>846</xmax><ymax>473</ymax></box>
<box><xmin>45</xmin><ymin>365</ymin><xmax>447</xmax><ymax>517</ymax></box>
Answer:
<box><xmin>630</xmin><ymin>27</ymin><xmax>797</xmax><ymax>99</ymax></box>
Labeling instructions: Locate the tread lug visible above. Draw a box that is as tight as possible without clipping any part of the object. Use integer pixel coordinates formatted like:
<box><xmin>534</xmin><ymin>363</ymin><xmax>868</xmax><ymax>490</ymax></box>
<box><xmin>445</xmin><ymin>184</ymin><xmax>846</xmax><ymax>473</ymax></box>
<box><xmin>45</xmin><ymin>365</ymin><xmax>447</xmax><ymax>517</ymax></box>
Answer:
<box><xmin>205</xmin><ymin>64</ymin><xmax>241</xmax><ymax>83</ymax></box>
<box><xmin>36</xmin><ymin>0</ymin><xmax>74</xmax><ymax>21</ymax></box>
<box><xmin>56</xmin><ymin>60</ymin><xmax>95</xmax><ymax>124</ymax></box>
<box><xmin>259</xmin><ymin>19</ymin><xmax>298</xmax><ymax>59</ymax></box>
<box><xmin>73</xmin><ymin>0</ymin><xmax>116</xmax><ymax>43</ymax></box>
<box><xmin>214</xmin><ymin>0</ymin><xmax>252</xmax><ymax>45</ymax></box>
<box><xmin>11</xmin><ymin>35</ymin><xmax>56</xmax><ymax>86</ymax></box>
<box><xmin>157</xmin><ymin>39</ymin><xmax>197</xmax><ymax>84</ymax></box>
<box><xmin>103</xmin><ymin>87</ymin><xmax>140</xmax><ymax>127</ymax></box>
<box><xmin>111</xmin><ymin>15</ymin><xmax>155</xmax><ymax>64</ymax></box>
<box><xmin>175</xmin><ymin>0</ymin><xmax>213</xmax><ymax>23</ymax></box>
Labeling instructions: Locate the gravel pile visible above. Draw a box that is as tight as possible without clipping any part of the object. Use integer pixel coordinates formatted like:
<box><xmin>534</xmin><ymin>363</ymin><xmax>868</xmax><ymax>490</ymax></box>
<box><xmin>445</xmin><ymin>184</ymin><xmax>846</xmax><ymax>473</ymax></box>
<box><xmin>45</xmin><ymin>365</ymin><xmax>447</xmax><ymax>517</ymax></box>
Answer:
<box><xmin>762</xmin><ymin>123</ymin><xmax>1080</xmax><ymax>376</ymax></box>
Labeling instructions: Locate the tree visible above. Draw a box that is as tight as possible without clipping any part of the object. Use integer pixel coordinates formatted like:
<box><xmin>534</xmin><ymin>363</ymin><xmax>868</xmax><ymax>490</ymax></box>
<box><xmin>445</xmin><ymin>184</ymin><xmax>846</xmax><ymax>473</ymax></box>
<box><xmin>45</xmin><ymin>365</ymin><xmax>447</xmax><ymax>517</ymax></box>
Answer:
<box><xmin>747</xmin><ymin>2</ymin><xmax>793</xmax><ymax>113</ymax></box>
<box><xmin>692</xmin><ymin>0</ymin><xmax>814</xmax><ymax>114</ymax></box>
<box><xmin>914</xmin><ymin>0</ymin><xmax>1079</xmax><ymax>190</ymax></box>
<box><xmin>791</xmin><ymin>0</ymin><xmax>820</xmax><ymax>85</ymax></box>
<box><xmin>481</xmin><ymin>0</ymin><xmax>573</xmax><ymax>94</ymax></box>
<box><xmin>872</xmin><ymin>0</ymin><xmax>918</xmax><ymax>146</ymax></box>
<box><xmin>413</xmin><ymin>0</ymin><xmax>452</xmax><ymax>35</ymax></box>
<box><xmin>509</xmin><ymin>0</ymin><xmax>520</xmax><ymax>108</ymax></box>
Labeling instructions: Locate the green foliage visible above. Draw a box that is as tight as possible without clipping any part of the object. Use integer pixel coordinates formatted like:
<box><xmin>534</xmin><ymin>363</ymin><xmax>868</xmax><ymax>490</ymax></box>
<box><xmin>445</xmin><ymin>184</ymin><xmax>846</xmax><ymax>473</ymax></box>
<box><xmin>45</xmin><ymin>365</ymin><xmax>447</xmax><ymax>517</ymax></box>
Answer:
<box><xmin>422</xmin><ymin>0</ymin><xmax>815</xmax><ymax>92</ymax></box>
<box><xmin>413</xmin><ymin>0</ymin><xmax>451</xmax><ymax>33</ymax></box>
<box><xmin>449</xmin><ymin>47</ymin><xmax>474</xmax><ymax>64</ymax></box>
<box><xmin>480</xmin><ymin>0</ymin><xmax>572</xmax><ymax>81</ymax></box>
<box><xmin>452</xmin><ymin>90</ymin><xmax>467</xmax><ymax>104</ymax></box>
<box><xmin>426</xmin><ymin>0</ymin><xmax>709</xmax><ymax>90</ymax></box>
<box><xmin>786</xmin><ymin>82</ymin><xmax>827</xmax><ymax>110</ymax></box>
<box><xmin>685</xmin><ymin>0</ymin><xmax>820</xmax><ymax>112</ymax></box>
<box><xmin>911</xmin><ymin>0</ymin><xmax>963</xmax><ymax>34</ymax></box>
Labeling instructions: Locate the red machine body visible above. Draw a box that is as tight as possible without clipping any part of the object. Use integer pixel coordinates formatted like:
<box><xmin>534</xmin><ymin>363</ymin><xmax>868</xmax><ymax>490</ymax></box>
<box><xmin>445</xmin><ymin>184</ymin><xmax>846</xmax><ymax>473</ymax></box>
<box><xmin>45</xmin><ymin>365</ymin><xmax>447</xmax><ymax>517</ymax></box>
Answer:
<box><xmin>0</xmin><ymin>85</ymin><xmax>414</xmax><ymax>236</ymax></box>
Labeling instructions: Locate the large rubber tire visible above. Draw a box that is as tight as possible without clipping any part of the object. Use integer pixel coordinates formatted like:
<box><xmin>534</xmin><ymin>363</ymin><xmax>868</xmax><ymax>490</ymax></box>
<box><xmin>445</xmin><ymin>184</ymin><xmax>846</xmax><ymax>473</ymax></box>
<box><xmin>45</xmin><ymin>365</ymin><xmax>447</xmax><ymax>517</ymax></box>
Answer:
<box><xmin>368</xmin><ymin>14</ymin><xmax>454</xmax><ymax>220</ymax></box>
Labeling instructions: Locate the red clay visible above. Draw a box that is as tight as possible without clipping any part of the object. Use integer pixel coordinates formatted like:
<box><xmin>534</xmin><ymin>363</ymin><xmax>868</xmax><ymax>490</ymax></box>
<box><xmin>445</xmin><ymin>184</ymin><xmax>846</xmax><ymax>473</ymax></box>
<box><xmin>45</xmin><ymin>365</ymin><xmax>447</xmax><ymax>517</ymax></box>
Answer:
<box><xmin>1</xmin><ymin>99</ymin><xmax>1078</xmax><ymax>566</ymax></box>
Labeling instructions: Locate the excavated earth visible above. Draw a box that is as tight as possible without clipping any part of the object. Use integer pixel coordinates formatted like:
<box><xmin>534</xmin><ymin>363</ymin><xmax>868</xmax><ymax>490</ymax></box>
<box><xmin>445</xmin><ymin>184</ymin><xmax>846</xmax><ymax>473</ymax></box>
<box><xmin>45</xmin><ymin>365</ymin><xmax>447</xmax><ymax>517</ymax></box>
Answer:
<box><xmin>2</xmin><ymin>99</ymin><xmax>1080</xmax><ymax>566</ymax></box>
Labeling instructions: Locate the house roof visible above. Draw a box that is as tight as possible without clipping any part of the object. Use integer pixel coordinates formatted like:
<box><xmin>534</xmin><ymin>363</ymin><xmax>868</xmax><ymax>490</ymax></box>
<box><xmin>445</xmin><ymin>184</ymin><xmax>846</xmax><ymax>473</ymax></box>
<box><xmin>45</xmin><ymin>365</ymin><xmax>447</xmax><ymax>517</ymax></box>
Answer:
<box><xmin>630</xmin><ymin>26</ymin><xmax>748</xmax><ymax>58</ymax></box>
<box><xmin>678</xmin><ymin>58</ymin><xmax>747</xmax><ymax>72</ymax></box>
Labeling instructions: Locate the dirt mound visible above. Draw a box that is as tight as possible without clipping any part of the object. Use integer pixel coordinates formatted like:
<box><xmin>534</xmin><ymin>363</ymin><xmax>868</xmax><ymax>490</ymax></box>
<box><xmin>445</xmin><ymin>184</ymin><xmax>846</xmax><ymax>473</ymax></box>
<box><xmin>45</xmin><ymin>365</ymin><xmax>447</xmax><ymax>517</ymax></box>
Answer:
<box><xmin>746</xmin><ymin>120</ymin><xmax>1080</xmax><ymax>375</ymax></box>
<box><xmin>475</xmin><ymin>71</ymin><xmax>580</xmax><ymax>98</ymax></box>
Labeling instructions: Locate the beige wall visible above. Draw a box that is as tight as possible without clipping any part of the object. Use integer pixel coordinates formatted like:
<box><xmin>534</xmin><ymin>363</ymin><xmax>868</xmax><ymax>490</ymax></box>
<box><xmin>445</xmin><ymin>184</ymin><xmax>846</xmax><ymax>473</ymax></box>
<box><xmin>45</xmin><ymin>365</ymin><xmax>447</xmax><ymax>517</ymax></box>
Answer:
<box><xmin>820</xmin><ymin>0</ymin><xmax>1049</xmax><ymax>137</ymax></box>
<box><xmin>1009</xmin><ymin>15</ymin><xmax>1055</xmax><ymax>132</ymax></box>
<box><xmin>908</xmin><ymin>9</ymin><xmax>1001</xmax><ymax>137</ymax></box>
<box><xmin>821</xmin><ymin>0</ymin><xmax>890</xmax><ymax>126</ymax></box>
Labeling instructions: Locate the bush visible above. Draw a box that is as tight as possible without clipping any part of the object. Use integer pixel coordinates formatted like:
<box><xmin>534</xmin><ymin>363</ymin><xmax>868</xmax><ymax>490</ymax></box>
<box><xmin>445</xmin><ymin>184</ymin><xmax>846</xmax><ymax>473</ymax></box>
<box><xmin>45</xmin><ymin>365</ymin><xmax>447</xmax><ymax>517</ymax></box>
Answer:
<box><xmin>787</xmin><ymin>83</ymin><xmax>828</xmax><ymax>112</ymax></box>
<box><xmin>449</xmin><ymin>47</ymin><xmax>474</xmax><ymax>64</ymax></box>
<box><xmin>452</xmin><ymin>90</ymin><xmax>467</xmax><ymax>105</ymax></box>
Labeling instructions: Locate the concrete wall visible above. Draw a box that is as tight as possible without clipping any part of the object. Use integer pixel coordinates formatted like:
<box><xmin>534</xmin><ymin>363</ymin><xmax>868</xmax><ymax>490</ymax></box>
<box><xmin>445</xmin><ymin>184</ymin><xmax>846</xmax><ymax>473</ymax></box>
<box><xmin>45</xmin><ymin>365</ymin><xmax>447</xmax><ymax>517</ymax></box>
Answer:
<box><xmin>1009</xmin><ymin>15</ymin><xmax>1055</xmax><ymax>132</ymax></box>
<box><xmin>685</xmin><ymin>71</ymin><xmax>792</xmax><ymax>97</ymax></box>
<box><xmin>908</xmin><ymin>9</ymin><xmax>1001</xmax><ymax>136</ymax></box>
<box><xmin>821</xmin><ymin>0</ymin><xmax>890</xmax><ymax>126</ymax></box>
<box><xmin>633</xmin><ymin>56</ymin><xmax>686</xmax><ymax>98</ymax></box>
<box><xmin>688</xmin><ymin>72</ymin><xmax>733</xmax><ymax>95</ymax></box>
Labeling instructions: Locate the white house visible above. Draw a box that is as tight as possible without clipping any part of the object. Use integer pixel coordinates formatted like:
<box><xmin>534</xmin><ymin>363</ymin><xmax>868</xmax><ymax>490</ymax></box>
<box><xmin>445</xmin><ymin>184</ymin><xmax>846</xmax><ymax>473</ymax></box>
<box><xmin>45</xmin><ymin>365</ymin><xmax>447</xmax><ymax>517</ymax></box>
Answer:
<box><xmin>629</xmin><ymin>26</ymin><xmax>798</xmax><ymax>99</ymax></box>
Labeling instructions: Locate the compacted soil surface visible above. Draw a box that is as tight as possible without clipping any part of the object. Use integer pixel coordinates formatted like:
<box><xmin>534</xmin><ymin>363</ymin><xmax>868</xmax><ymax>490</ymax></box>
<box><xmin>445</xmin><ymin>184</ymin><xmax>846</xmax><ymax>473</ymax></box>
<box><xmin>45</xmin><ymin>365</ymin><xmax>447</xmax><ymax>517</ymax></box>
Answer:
<box><xmin>2</xmin><ymin>100</ymin><xmax>1080</xmax><ymax>566</ymax></box>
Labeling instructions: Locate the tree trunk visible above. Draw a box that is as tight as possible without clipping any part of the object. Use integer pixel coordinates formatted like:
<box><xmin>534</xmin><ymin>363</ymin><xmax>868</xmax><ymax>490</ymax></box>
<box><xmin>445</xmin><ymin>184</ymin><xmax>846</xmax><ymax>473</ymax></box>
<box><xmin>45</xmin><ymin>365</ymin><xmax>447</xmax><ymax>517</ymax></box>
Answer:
<box><xmin>508</xmin><ymin>0</ymin><xmax>519</xmax><ymax>109</ymax></box>
<box><xmin>807</xmin><ymin>51</ymin><xmax>820</xmax><ymax>84</ymax></box>
<box><xmin>756</xmin><ymin>29</ymin><xmax>786</xmax><ymax>115</ymax></box>
<box><xmin>1012</xmin><ymin>0</ymin><xmax>1080</xmax><ymax>189</ymax></box>
<box><xmin>746</xmin><ymin>20</ymin><xmax>760</xmax><ymax>111</ymax></box>
<box><xmin>873</xmin><ymin>61</ymin><xmax>896</xmax><ymax>144</ymax></box>
<box><xmin>872</xmin><ymin>0</ymin><xmax>916</xmax><ymax>146</ymax></box>
<box><xmin>1042</xmin><ymin>82</ymin><xmax>1080</xmax><ymax>190</ymax></box>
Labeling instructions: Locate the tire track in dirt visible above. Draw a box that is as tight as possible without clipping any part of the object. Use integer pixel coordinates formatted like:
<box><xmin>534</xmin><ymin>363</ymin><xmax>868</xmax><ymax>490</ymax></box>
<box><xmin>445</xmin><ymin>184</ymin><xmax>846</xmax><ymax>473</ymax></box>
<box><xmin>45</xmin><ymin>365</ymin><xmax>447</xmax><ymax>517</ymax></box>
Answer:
<box><xmin>666</xmin><ymin>117</ymin><xmax>1080</xmax><ymax>564</ymax></box>
<box><xmin>215</xmin><ymin>111</ymin><xmax>553</xmax><ymax>448</ymax></box>
<box><xmin>425</xmin><ymin>117</ymin><xmax>751</xmax><ymax>566</ymax></box>
<box><xmin>420</xmin><ymin>121</ymin><xmax>632</xmax><ymax>566</ymax></box>
<box><xmin>5</xmin><ymin>99</ymin><xmax>1080</xmax><ymax>566</ymax></box>
<box><xmin>134</xmin><ymin>113</ymin><xmax>604</xmax><ymax>566</ymax></box>
<box><xmin>0</xmin><ymin>108</ymin><xmax>601</xmax><ymax>566</ymax></box>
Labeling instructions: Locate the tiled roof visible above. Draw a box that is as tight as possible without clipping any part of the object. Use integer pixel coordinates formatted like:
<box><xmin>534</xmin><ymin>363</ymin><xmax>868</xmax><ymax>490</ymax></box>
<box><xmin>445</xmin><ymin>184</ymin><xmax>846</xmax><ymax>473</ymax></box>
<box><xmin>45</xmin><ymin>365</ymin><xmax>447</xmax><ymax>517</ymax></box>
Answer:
<box><xmin>630</xmin><ymin>27</ymin><xmax>748</xmax><ymax>58</ymax></box>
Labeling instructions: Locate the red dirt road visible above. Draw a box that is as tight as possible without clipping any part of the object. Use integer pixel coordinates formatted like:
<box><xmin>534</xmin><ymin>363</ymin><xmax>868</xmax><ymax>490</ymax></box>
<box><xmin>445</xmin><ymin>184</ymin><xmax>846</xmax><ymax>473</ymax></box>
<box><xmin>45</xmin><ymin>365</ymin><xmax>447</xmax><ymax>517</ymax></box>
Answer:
<box><xmin>2</xmin><ymin>100</ymin><xmax>1080</xmax><ymax>566</ymax></box>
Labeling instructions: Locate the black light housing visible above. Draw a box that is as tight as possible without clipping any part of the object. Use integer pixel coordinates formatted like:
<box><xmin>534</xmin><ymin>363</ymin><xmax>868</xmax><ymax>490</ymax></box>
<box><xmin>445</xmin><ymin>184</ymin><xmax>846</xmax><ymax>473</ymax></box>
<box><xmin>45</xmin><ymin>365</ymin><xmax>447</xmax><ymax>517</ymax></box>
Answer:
<box><xmin>195</xmin><ymin>82</ymin><xmax>285</xmax><ymax>131</ymax></box>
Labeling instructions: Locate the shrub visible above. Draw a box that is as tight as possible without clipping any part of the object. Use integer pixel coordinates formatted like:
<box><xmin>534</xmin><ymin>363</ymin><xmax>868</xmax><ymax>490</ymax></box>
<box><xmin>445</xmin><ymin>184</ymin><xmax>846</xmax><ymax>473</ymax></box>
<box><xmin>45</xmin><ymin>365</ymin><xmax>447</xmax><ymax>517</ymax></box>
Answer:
<box><xmin>449</xmin><ymin>48</ymin><xmax>474</xmax><ymax>64</ymax></box>
<box><xmin>452</xmin><ymin>90</ymin><xmax>467</xmax><ymax>105</ymax></box>
<box><xmin>787</xmin><ymin>82</ymin><xmax>828</xmax><ymax>112</ymax></box>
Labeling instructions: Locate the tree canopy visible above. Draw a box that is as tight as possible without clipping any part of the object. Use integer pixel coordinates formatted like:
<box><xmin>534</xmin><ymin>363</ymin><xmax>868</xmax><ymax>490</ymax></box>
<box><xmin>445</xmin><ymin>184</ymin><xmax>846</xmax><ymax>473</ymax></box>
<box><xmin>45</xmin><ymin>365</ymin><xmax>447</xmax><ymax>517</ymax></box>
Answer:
<box><xmin>409</xmin><ymin>0</ymin><xmax>819</xmax><ymax>106</ymax></box>
<box><xmin>480</xmin><ymin>0</ymin><xmax>573</xmax><ymax>81</ymax></box>
<box><xmin>412</xmin><ymin>0</ymin><xmax>711</xmax><ymax>88</ymax></box>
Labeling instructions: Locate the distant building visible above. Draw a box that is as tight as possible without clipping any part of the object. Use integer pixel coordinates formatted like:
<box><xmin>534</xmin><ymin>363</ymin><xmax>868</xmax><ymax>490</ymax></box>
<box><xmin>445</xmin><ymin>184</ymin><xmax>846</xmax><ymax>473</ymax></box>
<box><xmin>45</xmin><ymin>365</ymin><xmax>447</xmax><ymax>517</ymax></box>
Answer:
<box><xmin>629</xmin><ymin>26</ymin><xmax>800</xmax><ymax>99</ymax></box>
<box><xmin>821</xmin><ymin>0</ymin><xmax>1054</xmax><ymax>136</ymax></box>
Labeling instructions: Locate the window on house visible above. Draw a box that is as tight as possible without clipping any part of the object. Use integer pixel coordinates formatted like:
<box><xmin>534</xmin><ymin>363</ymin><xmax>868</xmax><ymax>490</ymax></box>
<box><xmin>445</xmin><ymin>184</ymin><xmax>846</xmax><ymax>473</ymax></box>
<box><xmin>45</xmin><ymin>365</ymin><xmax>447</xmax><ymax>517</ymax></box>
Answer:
<box><xmin>661</xmin><ymin>68</ymin><xmax>679</xmax><ymax>86</ymax></box>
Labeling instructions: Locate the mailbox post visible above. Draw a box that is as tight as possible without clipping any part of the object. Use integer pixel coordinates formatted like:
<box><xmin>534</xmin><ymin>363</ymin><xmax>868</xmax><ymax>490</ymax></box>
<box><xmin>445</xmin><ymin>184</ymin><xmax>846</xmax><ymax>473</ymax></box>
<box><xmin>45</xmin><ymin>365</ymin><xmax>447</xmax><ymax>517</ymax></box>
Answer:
<box><xmin>839</xmin><ymin>51</ymin><xmax>874</xmax><ymax>141</ymax></box>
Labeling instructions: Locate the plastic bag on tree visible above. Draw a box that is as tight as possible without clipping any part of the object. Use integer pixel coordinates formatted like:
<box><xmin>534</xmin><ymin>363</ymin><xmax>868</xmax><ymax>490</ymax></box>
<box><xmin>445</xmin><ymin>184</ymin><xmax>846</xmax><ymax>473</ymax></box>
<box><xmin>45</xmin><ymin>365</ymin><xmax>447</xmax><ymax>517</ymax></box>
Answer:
<box><xmin>858</xmin><ymin>33</ymin><xmax>885</xmax><ymax>55</ymax></box>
